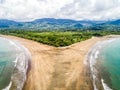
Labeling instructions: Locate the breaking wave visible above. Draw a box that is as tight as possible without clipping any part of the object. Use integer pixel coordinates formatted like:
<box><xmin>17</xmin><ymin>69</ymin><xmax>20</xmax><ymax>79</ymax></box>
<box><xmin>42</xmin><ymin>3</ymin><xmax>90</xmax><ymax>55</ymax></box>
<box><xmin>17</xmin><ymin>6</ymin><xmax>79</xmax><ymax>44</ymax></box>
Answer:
<box><xmin>0</xmin><ymin>37</ymin><xmax>30</xmax><ymax>90</ymax></box>
<box><xmin>85</xmin><ymin>38</ymin><xmax>119</xmax><ymax>90</ymax></box>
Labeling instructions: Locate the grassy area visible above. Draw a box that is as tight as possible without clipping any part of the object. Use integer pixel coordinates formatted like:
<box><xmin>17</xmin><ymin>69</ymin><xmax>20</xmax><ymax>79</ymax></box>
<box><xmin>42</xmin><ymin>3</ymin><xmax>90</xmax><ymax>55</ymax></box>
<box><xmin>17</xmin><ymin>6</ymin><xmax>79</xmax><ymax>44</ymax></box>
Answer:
<box><xmin>0</xmin><ymin>30</ymin><xmax>118</xmax><ymax>47</ymax></box>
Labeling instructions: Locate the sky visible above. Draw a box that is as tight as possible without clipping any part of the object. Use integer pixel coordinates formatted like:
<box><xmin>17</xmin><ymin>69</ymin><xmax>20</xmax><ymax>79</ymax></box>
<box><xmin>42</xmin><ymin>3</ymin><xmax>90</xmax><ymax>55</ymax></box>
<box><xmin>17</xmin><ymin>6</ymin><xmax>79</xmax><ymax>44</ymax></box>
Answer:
<box><xmin>0</xmin><ymin>0</ymin><xmax>120</xmax><ymax>21</ymax></box>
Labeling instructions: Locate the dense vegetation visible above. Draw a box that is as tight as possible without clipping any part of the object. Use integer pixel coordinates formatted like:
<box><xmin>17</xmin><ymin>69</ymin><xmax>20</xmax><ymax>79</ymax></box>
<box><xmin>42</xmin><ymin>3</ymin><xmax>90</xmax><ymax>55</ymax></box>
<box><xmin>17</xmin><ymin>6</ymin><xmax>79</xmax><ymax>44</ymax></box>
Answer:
<box><xmin>0</xmin><ymin>30</ymin><xmax>120</xmax><ymax>47</ymax></box>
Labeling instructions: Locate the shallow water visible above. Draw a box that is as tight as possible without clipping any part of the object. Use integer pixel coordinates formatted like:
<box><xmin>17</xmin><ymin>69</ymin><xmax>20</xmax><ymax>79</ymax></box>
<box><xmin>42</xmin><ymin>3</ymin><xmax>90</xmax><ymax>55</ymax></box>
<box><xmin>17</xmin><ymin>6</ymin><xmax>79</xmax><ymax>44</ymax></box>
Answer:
<box><xmin>0</xmin><ymin>38</ymin><xmax>19</xmax><ymax>89</ymax></box>
<box><xmin>0</xmin><ymin>37</ymin><xmax>29</xmax><ymax>90</ymax></box>
<box><xmin>89</xmin><ymin>38</ymin><xmax>120</xmax><ymax>90</ymax></box>
<box><xmin>97</xmin><ymin>39</ymin><xmax>120</xmax><ymax>90</ymax></box>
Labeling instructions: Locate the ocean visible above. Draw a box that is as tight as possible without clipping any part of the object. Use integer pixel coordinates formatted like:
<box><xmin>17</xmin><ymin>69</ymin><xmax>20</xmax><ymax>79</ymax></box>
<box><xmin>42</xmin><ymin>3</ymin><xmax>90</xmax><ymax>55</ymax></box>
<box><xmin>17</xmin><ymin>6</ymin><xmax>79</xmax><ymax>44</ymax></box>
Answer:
<box><xmin>0</xmin><ymin>37</ymin><xmax>30</xmax><ymax>90</ymax></box>
<box><xmin>88</xmin><ymin>38</ymin><xmax>120</xmax><ymax>90</ymax></box>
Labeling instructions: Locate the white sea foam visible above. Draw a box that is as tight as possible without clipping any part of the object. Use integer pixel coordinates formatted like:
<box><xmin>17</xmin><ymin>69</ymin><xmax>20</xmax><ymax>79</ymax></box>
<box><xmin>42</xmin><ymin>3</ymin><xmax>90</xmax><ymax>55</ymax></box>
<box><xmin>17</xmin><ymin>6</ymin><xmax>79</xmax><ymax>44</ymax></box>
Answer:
<box><xmin>87</xmin><ymin>43</ymin><xmax>100</xmax><ymax>90</ymax></box>
<box><xmin>0</xmin><ymin>37</ymin><xmax>30</xmax><ymax>90</ymax></box>
<box><xmin>101</xmin><ymin>79</ymin><xmax>113</xmax><ymax>90</ymax></box>
<box><xmin>9</xmin><ymin>40</ymin><xmax>21</xmax><ymax>50</ymax></box>
<box><xmin>10</xmin><ymin>40</ymin><xmax>30</xmax><ymax>90</ymax></box>
<box><xmin>95</xmin><ymin>50</ymin><xmax>99</xmax><ymax>59</ymax></box>
<box><xmin>0</xmin><ymin>37</ymin><xmax>21</xmax><ymax>50</ymax></box>
<box><xmin>86</xmin><ymin>38</ymin><xmax>119</xmax><ymax>90</ymax></box>
<box><xmin>2</xmin><ymin>81</ymin><xmax>12</xmax><ymax>90</ymax></box>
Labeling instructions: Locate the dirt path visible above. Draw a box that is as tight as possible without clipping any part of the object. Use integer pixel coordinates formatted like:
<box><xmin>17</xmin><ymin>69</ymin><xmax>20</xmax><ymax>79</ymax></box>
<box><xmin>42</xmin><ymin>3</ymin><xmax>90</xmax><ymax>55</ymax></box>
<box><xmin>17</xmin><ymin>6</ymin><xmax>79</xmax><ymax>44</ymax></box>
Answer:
<box><xmin>1</xmin><ymin>35</ymin><xmax>105</xmax><ymax>90</ymax></box>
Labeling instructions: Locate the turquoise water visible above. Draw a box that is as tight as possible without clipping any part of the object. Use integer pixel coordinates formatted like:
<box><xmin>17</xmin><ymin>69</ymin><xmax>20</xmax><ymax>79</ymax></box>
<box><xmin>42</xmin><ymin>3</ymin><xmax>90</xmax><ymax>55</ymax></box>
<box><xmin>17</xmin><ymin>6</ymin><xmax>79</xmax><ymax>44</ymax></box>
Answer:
<box><xmin>0</xmin><ymin>38</ymin><xmax>20</xmax><ymax>89</ymax></box>
<box><xmin>96</xmin><ymin>39</ymin><xmax>120</xmax><ymax>90</ymax></box>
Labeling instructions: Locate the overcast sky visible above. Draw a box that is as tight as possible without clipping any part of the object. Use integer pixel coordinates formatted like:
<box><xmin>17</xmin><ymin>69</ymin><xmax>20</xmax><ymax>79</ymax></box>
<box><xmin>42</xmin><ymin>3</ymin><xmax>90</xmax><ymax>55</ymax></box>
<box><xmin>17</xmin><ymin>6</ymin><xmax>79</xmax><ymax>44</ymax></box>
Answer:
<box><xmin>0</xmin><ymin>0</ymin><xmax>120</xmax><ymax>21</ymax></box>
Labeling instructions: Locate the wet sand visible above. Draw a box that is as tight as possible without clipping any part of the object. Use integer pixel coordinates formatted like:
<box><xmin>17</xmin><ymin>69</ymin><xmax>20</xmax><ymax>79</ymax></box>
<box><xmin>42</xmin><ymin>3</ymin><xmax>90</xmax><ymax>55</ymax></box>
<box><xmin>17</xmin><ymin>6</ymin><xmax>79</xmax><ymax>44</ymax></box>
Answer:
<box><xmin>0</xmin><ymin>35</ymin><xmax>107</xmax><ymax>90</ymax></box>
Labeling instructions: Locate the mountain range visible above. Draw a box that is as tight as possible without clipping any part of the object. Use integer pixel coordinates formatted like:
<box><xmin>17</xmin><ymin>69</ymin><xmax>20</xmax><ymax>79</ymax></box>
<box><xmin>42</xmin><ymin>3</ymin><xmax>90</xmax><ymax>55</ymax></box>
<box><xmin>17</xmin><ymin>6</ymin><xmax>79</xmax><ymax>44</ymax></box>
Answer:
<box><xmin>0</xmin><ymin>18</ymin><xmax>120</xmax><ymax>31</ymax></box>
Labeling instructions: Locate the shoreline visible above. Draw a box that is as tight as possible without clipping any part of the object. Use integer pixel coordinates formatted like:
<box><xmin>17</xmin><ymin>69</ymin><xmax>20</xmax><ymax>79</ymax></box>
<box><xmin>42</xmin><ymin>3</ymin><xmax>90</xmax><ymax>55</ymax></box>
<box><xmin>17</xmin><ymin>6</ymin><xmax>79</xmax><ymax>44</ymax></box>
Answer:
<box><xmin>11</xmin><ymin>40</ymin><xmax>30</xmax><ymax>90</ymax></box>
<box><xmin>0</xmin><ymin>37</ymin><xmax>30</xmax><ymax>90</ymax></box>
<box><xmin>86</xmin><ymin>37</ymin><xmax>120</xmax><ymax>90</ymax></box>
<box><xmin>1</xmin><ymin>35</ymin><xmax>119</xmax><ymax>90</ymax></box>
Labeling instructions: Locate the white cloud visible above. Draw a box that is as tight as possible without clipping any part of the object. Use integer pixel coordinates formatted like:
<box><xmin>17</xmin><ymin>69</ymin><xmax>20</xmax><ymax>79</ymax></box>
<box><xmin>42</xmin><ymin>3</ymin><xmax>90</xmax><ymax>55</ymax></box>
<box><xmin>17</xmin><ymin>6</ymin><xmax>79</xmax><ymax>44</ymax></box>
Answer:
<box><xmin>0</xmin><ymin>0</ymin><xmax>120</xmax><ymax>21</ymax></box>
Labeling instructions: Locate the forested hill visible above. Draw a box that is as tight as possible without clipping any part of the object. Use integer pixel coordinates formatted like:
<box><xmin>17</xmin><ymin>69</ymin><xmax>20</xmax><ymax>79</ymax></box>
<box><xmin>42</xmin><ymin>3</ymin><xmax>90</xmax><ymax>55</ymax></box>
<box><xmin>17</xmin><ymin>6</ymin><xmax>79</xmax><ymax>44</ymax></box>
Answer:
<box><xmin>0</xmin><ymin>18</ymin><xmax>120</xmax><ymax>31</ymax></box>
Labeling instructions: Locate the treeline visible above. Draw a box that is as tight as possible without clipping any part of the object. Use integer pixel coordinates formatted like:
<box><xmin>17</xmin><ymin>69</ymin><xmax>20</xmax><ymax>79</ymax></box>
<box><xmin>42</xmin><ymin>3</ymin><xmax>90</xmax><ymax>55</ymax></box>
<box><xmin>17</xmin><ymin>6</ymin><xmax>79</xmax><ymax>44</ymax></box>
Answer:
<box><xmin>0</xmin><ymin>30</ymin><xmax>120</xmax><ymax>47</ymax></box>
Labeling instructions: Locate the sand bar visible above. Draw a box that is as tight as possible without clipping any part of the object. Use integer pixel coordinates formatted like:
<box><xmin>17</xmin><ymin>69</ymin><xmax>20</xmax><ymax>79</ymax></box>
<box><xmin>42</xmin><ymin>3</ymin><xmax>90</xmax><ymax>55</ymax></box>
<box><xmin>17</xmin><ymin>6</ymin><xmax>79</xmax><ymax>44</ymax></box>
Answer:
<box><xmin>0</xmin><ymin>35</ymin><xmax>109</xmax><ymax>90</ymax></box>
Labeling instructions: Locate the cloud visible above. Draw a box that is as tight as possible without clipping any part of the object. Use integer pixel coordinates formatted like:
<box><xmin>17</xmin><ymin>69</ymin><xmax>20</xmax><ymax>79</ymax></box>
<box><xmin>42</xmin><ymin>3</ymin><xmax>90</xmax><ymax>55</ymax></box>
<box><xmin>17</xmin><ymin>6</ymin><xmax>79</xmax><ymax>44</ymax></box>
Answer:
<box><xmin>0</xmin><ymin>0</ymin><xmax>120</xmax><ymax>21</ymax></box>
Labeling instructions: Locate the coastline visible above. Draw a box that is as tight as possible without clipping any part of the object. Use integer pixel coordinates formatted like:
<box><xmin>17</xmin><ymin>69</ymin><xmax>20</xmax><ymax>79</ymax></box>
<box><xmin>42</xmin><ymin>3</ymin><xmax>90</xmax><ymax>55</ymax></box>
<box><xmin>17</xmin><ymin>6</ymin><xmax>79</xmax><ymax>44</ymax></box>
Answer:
<box><xmin>0</xmin><ymin>37</ymin><xmax>30</xmax><ymax>90</ymax></box>
<box><xmin>86</xmin><ymin>37</ymin><xmax>120</xmax><ymax>90</ymax></box>
<box><xmin>1</xmin><ymin>35</ymin><xmax>118</xmax><ymax>90</ymax></box>
<box><xmin>10</xmin><ymin>40</ymin><xmax>30</xmax><ymax>90</ymax></box>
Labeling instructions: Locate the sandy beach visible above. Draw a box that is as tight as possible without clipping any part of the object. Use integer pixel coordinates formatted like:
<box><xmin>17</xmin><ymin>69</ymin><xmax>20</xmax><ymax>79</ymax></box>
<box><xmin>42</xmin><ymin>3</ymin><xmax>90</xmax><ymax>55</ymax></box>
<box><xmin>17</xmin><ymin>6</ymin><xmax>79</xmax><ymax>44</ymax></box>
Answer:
<box><xmin>0</xmin><ymin>35</ymin><xmax>108</xmax><ymax>90</ymax></box>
